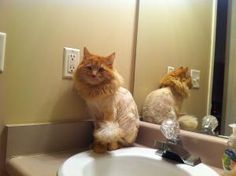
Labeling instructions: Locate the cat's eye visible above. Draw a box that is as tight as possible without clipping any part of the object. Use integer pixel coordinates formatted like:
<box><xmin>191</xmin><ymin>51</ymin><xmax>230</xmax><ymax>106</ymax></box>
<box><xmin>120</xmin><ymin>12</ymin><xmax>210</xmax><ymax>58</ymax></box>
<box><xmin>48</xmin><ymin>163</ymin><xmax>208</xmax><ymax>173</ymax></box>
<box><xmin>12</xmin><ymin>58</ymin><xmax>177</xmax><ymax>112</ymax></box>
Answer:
<box><xmin>99</xmin><ymin>67</ymin><xmax>105</xmax><ymax>72</ymax></box>
<box><xmin>86</xmin><ymin>66</ymin><xmax>92</xmax><ymax>70</ymax></box>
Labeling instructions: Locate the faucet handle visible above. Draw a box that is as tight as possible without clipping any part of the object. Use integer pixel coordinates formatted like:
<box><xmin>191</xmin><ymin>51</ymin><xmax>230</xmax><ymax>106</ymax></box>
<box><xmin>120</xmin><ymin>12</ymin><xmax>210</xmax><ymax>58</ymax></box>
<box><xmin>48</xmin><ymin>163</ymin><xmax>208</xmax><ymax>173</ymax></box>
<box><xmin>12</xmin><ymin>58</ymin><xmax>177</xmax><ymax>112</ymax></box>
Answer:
<box><xmin>161</xmin><ymin>118</ymin><xmax>180</xmax><ymax>141</ymax></box>
<box><xmin>201</xmin><ymin>115</ymin><xmax>218</xmax><ymax>135</ymax></box>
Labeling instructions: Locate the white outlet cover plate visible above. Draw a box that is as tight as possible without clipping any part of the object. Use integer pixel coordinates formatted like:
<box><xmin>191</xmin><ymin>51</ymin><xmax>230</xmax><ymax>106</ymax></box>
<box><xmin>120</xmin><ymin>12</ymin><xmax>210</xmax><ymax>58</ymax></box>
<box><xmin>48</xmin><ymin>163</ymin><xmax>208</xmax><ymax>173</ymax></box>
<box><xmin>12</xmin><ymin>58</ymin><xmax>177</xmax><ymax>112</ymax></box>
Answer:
<box><xmin>191</xmin><ymin>69</ymin><xmax>200</xmax><ymax>89</ymax></box>
<box><xmin>167</xmin><ymin>66</ymin><xmax>175</xmax><ymax>73</ymax></box>
<box><xmin>63</xmin><ymin>47</ymin><xmax>80</xmax><ymax>79</ymax></box>
<box><xmin>0</xmin><ymin>32</ymin><xmax>6</xmax><ymax>73</ymax></box>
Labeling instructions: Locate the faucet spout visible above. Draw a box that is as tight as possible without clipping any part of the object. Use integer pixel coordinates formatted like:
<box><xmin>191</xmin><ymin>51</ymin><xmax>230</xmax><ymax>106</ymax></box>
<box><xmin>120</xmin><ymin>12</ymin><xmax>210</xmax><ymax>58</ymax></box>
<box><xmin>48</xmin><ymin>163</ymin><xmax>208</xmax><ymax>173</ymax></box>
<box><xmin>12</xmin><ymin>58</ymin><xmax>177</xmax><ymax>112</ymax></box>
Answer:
<box><xmin>155</xmin><ymin>119</ymin><xmax>201</xmax><ymax>166</ymax></box>
<box><xmin>154</xmin><ymin>139</ymin><xmax>201</xmax><ymax>166</ymax></box>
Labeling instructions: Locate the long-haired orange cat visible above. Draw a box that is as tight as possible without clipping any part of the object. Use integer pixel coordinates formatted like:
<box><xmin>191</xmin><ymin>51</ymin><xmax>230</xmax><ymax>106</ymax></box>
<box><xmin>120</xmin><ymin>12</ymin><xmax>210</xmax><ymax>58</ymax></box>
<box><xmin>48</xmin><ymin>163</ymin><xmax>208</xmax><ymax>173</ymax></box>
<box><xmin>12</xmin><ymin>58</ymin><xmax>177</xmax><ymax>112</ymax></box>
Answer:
<box><xmin>142</xmin><ymin>67</ymin><xmax>198</xmax><ymax>130</ymax></box>
<box><xmin>74</xmin><ymin>47</ymin><xmax>139</xmax><ymax>153</ymax></box>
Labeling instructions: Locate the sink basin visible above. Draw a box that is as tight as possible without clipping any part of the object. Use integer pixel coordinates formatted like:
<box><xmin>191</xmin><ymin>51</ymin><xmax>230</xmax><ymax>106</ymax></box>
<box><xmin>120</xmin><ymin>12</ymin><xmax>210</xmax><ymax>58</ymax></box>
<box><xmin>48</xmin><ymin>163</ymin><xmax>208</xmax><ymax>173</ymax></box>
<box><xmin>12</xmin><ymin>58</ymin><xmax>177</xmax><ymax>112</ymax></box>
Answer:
<box><xmin>58</xmin><ymin>147</ymin><xmax>219</xmax><ymax>176</ymax></box>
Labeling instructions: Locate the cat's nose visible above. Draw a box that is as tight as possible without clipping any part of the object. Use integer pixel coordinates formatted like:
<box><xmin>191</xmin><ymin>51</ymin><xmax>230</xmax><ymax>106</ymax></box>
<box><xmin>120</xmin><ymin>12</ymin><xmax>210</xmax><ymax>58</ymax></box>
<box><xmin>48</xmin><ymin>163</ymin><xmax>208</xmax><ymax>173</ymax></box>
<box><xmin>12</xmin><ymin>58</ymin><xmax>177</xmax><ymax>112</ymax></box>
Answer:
<box><xmin>92</xmin><ymin>70</ymin><xmax>97</xmax><ymax>77</ymax></box>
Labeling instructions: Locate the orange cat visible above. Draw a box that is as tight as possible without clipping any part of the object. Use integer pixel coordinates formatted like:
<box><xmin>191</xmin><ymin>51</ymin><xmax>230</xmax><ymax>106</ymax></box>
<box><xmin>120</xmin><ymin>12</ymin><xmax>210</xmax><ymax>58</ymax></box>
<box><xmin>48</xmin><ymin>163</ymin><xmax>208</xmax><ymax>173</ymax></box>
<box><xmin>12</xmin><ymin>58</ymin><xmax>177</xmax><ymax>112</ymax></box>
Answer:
<box><xmin>74</xmin><ymin>47</ymin><xmax>139</xmax><ymax>153</ymax></box>
<box><xmin>142</xmin><ymin>67</ymin><xmax>198</xmax><ymax>130</ymax></box>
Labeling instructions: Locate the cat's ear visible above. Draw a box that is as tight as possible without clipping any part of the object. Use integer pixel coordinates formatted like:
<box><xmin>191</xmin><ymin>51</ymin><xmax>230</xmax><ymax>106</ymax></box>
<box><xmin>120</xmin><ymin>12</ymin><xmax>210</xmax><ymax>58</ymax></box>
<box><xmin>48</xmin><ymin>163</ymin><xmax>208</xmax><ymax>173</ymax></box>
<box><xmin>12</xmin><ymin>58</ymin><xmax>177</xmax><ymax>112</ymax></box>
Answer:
<box><xmin>184</xmin><ymin>67</ymin><xmax>189</xmax><ymax>74</ymax></box>
<box><xmin>105</xmin><ymin>52</ymin><xmax>115</xmax><ymax>67</ymax></box>
<box><xmin>84</xmin><ymin>47</ymin><xmax>90</xmax><ymax>59</ymax></box>
<box><xmin>185</xmin><ymin>67</ymin><xmax>191</xmax><ymax>77</ymax></box>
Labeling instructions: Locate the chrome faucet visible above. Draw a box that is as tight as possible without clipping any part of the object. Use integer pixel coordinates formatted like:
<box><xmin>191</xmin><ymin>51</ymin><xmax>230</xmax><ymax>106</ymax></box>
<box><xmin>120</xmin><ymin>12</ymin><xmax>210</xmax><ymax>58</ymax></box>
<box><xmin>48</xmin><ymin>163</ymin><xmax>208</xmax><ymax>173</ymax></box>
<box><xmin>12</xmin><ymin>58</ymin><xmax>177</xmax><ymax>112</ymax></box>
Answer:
<box><xmin>201</xmin><ymin>115</ymin><xmax>219</xmax><ymax>135</ymax></box>
<box><xmin>154</xmin><ymin>119</ymin><xmax>201</xmax><ymax>166</ymax></box>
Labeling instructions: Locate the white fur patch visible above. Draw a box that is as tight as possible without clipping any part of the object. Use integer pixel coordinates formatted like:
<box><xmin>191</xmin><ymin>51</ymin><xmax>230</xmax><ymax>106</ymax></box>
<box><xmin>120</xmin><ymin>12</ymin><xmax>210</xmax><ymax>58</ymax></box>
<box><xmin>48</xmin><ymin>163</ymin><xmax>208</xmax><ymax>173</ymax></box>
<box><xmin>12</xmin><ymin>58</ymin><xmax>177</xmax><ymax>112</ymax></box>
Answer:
<box><xmin>94</xmin><ymin>122</ymin><xmax>122</xmax><ymax>144</ymax></box>
<box><xmin>178</xmin><ymin>115</ymin><xmax>198</xmax><ymax>130</ymax></box>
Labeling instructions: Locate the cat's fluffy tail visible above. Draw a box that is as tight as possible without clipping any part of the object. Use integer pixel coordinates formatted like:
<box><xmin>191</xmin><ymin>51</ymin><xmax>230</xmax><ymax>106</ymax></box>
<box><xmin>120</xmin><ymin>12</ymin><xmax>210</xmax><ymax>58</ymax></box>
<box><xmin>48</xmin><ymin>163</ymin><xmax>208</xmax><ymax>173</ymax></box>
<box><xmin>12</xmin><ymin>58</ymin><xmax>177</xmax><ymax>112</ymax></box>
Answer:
<box><xmin>178</xmin><ymin>115</ymin><xmax>198</xmax><ymax>131</ymax></box>
<box><xmin>94</xmin><ymin>122</ymin><xmax>123</xmax><ymax>144</ymax></box>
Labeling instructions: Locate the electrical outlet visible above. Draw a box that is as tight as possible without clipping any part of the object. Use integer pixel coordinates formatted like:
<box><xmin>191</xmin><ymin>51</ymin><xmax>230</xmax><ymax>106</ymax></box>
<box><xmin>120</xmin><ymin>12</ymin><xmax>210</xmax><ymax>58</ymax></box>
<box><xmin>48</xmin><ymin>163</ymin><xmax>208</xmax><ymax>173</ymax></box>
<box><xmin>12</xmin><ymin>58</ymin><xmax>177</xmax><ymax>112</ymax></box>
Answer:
<box><xmin>167</xmin><ymin>66</ymin><xmax>175</xmax><ymax>73</ymax></box>
<box><xmin>0</xmin><ymin>32</ymin><xmax>6</xmax><ymax>73</ymax></box>
<box><xmin>63</xmin><ymin>47</ymin><xmax>80</xmax><ymax>79</ymax></box>
<box><xmin>191</xmin><ymin>69</ymin><xmax>200</xmax><ymax>89</ymax></box>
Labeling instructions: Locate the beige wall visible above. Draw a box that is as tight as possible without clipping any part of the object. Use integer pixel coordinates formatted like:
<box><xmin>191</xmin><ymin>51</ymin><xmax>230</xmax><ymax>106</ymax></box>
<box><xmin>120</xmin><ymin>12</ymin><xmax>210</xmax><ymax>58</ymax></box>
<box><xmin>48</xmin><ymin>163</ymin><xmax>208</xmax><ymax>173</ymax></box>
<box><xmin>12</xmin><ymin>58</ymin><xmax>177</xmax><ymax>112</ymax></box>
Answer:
<box><xmin>223</xmin><ymin>0</ymin><xmax>236</xmax><ymax>135</ymax></box>
<box><xmin>0</xmin><ymin>0</ymin><xmax>137</xmax><ymax>124</ymax></box>
<box><xmin>0</xmin><ymin>0</ymin><xmax>137</xmax><ymax>173</ymax></box>
<box><xmin>134</xmin><ymin>0</ymin><xmax>215</xmax><ymax>119</ymax></box>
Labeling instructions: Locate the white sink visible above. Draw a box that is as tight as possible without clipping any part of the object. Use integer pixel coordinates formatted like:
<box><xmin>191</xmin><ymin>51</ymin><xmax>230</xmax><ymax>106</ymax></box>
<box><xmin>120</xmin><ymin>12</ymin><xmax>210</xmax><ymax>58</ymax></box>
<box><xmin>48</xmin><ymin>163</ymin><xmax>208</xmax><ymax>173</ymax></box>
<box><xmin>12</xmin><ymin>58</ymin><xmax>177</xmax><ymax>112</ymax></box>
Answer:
<box><xmin>58</xmin><ymin>147</ymin><xmax>219</xmax><ymax>176</ymax></box>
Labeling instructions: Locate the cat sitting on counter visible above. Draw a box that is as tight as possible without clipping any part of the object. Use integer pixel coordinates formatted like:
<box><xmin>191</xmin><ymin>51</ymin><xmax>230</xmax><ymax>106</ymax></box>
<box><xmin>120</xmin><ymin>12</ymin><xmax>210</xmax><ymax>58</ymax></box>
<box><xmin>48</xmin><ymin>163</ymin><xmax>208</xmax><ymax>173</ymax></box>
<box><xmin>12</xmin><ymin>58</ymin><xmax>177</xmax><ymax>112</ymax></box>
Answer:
<box><xmin>74</xmin><ymin>47</ymin><xmax>139</xmax><ymax>153</ymax></box>
<box><xmin>142</xmin><ymin>67</ymin><xmax>198</xmax><ymax>131</ymax></box>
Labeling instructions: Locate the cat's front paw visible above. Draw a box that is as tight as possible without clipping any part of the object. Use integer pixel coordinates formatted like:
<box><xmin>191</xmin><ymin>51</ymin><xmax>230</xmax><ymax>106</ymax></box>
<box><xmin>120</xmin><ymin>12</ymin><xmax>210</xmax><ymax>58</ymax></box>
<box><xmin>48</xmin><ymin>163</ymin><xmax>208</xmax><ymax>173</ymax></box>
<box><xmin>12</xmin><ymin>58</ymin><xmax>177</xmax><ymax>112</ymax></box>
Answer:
<box><xmin>93</xmin><ymin>142</ymin><xmax>107</xmax><ymax>153</ymax></box>
<box><xmin>107</xmin><ymin>142</ymin><xmax>122</xmax><ymax>151</ymax></box>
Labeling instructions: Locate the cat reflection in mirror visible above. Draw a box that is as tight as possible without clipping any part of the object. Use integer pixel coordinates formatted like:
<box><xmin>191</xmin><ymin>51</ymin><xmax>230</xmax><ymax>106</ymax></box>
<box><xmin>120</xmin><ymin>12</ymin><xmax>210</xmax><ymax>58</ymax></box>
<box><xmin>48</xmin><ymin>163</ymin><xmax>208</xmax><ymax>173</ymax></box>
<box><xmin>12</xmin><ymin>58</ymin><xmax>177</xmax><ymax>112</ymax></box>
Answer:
<box><xmin>142</xmin><ymin>67</ymin><xmax>198</xmax><ymax>131</ymax></box>
<box><xmin>74</xmin><ymin>47</ymin><xmax>139</xmax><ymax>153</ymax></box>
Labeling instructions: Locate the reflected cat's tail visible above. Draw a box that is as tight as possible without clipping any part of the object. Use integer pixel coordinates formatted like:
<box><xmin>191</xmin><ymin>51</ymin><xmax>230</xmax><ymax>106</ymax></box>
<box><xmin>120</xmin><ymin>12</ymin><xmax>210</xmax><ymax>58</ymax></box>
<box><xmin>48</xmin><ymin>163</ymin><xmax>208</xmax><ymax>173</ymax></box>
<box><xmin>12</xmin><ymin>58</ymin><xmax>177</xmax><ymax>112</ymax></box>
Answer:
<box><xmin>94</xmin><ymin>121</ymin><xmax>123</xmax><ymax>144</ymax></box>
<box><xmin>178</xmin><ymin>115</ymin><xmax>198</xmax><ymax>131</ymax></box>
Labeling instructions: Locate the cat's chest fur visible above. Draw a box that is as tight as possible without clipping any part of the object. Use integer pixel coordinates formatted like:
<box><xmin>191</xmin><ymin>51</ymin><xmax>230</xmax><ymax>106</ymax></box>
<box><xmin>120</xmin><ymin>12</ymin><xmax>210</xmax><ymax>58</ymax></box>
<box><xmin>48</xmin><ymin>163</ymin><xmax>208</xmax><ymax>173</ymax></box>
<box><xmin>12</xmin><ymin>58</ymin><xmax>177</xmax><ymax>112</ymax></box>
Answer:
<box><xmin>86</xmin><ymin>94</ymin><xmax>116</xmax><ymax>117</ymax></box>
<box><xmin>85</xmin><ymin>87</ymin><xmax>136</xmax><ymax>120</ymax></box>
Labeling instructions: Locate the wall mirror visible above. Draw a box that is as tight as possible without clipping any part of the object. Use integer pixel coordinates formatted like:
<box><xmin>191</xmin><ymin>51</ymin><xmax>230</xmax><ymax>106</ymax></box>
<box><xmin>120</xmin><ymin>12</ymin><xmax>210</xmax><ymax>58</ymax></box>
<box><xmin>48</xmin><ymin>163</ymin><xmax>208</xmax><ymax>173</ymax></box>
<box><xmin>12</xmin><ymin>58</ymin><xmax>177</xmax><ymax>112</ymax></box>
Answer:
<box><xmin>133</xmin><ymin>0</ymin><xmax>235</xmax><ymax>136</ymax></box>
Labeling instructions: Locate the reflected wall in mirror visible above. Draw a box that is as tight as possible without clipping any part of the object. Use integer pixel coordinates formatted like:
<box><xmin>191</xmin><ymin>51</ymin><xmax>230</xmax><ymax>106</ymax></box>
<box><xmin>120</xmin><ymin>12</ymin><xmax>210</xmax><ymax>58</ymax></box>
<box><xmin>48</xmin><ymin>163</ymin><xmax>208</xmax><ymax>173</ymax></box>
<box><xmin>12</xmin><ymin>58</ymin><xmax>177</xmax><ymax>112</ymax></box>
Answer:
<box><xmin>223</xmin><ymin>0</ymin><xmax>236</xmax><ymax>135</ymax></box>
<box><xmin>133</xmin><ymin>0</ymin><xmax>235</xmax><ymax>136</ymax></box>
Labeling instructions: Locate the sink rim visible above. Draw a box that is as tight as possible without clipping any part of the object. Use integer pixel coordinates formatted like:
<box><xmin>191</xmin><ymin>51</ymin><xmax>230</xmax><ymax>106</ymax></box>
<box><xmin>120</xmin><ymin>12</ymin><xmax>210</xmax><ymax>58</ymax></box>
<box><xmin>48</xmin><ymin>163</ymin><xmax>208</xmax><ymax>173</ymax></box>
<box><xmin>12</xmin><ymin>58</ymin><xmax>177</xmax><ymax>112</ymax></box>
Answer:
<box><xmin>58</xmin><ymin>147</ymin><xmax>219</xmax><ymax>176</ymax></box>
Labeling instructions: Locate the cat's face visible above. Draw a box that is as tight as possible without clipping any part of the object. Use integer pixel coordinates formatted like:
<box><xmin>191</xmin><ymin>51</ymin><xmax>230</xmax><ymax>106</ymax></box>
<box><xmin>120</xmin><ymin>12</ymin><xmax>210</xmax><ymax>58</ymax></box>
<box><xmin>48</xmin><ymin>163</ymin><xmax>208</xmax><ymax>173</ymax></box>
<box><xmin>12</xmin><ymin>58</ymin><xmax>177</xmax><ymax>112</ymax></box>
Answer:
<box><xmin>75</xmin><ymin>48</ymin><xmax>116</xmax><ymax>85</ymax></box>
